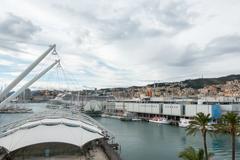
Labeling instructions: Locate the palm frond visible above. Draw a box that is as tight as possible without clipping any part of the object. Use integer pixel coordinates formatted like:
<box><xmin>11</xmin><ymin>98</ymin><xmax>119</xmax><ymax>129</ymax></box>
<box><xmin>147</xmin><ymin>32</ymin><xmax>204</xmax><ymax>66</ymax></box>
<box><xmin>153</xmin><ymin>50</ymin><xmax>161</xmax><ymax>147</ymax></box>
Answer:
<box><xmin>214</xmin><ymin>112</ymin><xmax>240</xmax><ymax>134</ymax></box>
<box><xmin>178</xmin><ymin>147</ymin><xmax>213</xmax><ymax>160</ymax></box>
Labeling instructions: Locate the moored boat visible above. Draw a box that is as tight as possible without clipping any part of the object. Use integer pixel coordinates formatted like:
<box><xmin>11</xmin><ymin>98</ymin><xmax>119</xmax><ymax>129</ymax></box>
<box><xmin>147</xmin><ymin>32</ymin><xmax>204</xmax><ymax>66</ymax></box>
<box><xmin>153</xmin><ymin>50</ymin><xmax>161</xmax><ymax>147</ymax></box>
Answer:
<box><xmin>149</xmin><ymin>117</ymin><xmax>171</xmax><ymax>124</ymax></box>
<box><xmin>207</xmin><ymin>121</ymin><xmax>217</xmax><ymax>131</ymax></box>
<box><xmin>178</xmin><ymin>118</ymin><xmax>191</xmax><ymax>128</ymax></box>
<box><xmin>132</xmin><ymin>118</ymin><xmax>142</xmax><ymax>121</ymax></box>
<box><xmin>120</xmin><ymin>112</ymin><xmax>140</xmax><ymax>122</ymax></box>
<box><xmin>120</xmin><ymin>117</ymin><xmax>132</xmax><ymax>121</ymax></box>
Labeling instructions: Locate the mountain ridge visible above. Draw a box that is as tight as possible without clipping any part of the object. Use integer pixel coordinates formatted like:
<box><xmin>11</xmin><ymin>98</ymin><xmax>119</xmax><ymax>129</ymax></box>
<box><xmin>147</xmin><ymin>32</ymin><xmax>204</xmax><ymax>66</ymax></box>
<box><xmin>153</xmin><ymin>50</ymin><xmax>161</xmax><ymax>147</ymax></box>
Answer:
<box><xmin>147</xmin><ymin>74</ymin><xmax>240</xmax><ymax>89</ymax></box>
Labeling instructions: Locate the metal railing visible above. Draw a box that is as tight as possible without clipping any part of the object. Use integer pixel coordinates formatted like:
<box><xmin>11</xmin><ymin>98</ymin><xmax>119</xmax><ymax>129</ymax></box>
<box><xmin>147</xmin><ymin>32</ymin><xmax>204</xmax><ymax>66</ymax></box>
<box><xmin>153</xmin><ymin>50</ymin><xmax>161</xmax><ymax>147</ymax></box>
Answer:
<box><xmin>0</xmin><ymin>110</ymin><xmax>114</xmax><ymax>139</ymax></box>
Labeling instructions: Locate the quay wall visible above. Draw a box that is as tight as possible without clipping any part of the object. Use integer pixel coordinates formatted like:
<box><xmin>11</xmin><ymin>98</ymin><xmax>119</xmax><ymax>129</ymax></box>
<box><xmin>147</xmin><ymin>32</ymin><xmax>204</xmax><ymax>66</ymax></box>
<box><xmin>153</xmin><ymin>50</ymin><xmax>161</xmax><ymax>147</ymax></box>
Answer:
<box><xmin>100</xmin><ymin>139</ymin><xmax>122</xmax><ymax>160</ymax></box>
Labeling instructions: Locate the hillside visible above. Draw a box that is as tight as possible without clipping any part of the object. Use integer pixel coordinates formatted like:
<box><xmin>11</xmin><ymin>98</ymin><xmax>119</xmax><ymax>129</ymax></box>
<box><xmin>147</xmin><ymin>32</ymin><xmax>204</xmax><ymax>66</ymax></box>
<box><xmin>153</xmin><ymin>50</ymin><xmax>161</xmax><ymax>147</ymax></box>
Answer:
<box><xmin>148</xmin><ymin>74</ymin><xmax>240</xmax><ymax>89</ymax></box>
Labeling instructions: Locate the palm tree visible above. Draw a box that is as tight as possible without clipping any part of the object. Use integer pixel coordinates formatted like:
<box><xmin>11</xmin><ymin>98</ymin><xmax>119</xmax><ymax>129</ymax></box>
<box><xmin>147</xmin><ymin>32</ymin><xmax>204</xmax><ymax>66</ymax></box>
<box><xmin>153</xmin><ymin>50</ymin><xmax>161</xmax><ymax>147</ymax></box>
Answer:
<box><xmin>186</xmin><ymin>112</ymin><xmax>211</xmax><ymax>160</ymax></box>
<box><xmin>178</xmin><ymin>147</ymin><xmax>213</xmax><ymax>160</ymax></box>
<box><xmin>215</xmin><ymin>112</ymin><xmax>240</xmax><ymax>160</ymax></box>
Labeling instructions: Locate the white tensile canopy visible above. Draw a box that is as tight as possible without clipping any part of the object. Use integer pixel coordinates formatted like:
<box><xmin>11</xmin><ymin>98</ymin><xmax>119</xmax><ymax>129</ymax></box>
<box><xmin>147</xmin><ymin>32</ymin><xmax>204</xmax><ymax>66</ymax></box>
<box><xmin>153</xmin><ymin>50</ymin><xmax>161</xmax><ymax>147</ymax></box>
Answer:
<box><xmin>0</xmin><ymin>118</ymin><xmax>105</xmax><ymax>152</ymax></box>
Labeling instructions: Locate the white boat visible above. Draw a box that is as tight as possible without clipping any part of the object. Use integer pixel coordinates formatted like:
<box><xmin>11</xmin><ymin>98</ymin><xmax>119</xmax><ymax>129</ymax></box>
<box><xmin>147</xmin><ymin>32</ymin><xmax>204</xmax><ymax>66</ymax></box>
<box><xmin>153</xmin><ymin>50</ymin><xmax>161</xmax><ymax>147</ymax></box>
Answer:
<box><xmin>207</xmin><ymin>122</ymin><xmax>217</xmax><ymax>131</ymax></box>
<box><xmin>120</xmin><ymin>112</ymin><xmax>141</xmax><ymax>121</ymax></box>
<box><xmin>178</xmin><ymin>118</ymin><xmax>191</xmax><ymax>128</ymax></box>
<box><xmin>149</xmin><ymin>117</ymin><xmax>171</xmax><ymax>124</ymax></box>
<box><xmin>132</xmin><ymin>118</ymin><xmax>142</xmax><ymax>121</ymax></box>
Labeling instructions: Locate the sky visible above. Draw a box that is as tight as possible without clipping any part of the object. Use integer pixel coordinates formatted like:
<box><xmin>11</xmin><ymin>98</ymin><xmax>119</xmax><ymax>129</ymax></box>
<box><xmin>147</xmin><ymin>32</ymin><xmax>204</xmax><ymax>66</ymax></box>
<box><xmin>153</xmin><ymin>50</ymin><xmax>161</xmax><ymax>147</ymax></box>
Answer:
<box><xmin>0</xmin><ymin>0</ymin><xmax>240</xmax><ymax>90</ymax></box>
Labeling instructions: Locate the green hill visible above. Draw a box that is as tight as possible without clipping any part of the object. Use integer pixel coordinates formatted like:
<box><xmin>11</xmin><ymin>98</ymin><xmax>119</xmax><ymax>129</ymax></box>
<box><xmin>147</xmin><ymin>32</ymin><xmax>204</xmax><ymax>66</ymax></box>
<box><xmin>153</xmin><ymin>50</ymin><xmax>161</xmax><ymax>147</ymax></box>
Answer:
<box><xmin>149</xmin><ymin>74</ymin><xmax>240</xmax><ymax>89</ymax></box>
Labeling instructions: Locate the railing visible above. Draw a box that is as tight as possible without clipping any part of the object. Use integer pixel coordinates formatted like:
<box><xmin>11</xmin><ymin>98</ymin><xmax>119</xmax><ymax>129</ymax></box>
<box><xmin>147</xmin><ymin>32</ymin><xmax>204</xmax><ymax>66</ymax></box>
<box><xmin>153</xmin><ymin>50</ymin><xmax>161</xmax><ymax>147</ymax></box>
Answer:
<box><xmin>0</xmin><ymin>110</ymin><xmax>114</xmax><ymax>139</ymax></box>
<box><xmin>100</xmin><ymin>139</ymin><xmax>122</xmax><ymax>160</ymax></box>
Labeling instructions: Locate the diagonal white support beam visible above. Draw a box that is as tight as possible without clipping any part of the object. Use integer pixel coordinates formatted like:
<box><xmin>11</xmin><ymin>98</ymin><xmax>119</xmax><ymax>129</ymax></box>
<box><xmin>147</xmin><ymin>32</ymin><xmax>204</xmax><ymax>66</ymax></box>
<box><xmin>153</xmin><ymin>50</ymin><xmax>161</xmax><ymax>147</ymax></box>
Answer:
<box><xmin>0</xmin><ymin>44</ymin><xmax>56</xmax><ymax>101</ymax></box>
<box><xmin>0</xmin><ymin>60</ymin><xmax>60</xmax><ymax>107</ymax></box>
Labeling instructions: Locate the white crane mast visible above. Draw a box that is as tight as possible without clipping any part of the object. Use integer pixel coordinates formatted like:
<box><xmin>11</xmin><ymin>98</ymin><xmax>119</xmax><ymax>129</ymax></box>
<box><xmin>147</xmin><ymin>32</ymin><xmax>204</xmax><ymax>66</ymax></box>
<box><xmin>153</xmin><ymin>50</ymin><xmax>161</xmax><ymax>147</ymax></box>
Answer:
<box><xmin>0</xmin><ymin>44</ymin><xmax>56</xmax><ymax>101</ymax></box>
<box><xmin>0</xmin><ymin>60</ymin><xmax>60</xmax><ymax>107</ymax></box>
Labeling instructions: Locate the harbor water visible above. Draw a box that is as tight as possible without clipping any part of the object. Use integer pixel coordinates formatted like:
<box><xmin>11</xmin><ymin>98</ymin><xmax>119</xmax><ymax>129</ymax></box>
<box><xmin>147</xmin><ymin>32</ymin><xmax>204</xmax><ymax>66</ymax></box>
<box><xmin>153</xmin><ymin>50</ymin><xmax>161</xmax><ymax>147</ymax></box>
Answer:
<box><xmin>97</xmin><ymin>118</ymin><xmax>240</xmax><ymax>160</ymax></box>
<box><xmin>0</xmin><ymin>104</ymin><xmax>240</xmax><ymax>160</ymax></box>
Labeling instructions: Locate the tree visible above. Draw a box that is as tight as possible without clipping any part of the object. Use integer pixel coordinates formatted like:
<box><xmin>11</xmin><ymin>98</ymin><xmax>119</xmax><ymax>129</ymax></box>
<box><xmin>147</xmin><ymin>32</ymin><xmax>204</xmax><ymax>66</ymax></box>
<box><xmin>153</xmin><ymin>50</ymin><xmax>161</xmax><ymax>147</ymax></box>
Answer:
<box><xmin>215</xmin><ymin>112</ymin><xmax>240</xmax><ymax>160</ymax></box>
<box><xmin>186</xmin><ymin>112</ymin><xmax>211</xmax><ymax>160</ymax></box>
<box><xmin>178</xmin><ymin>147</ymin><xmax>213</xmax><ymax>160</ymax></box>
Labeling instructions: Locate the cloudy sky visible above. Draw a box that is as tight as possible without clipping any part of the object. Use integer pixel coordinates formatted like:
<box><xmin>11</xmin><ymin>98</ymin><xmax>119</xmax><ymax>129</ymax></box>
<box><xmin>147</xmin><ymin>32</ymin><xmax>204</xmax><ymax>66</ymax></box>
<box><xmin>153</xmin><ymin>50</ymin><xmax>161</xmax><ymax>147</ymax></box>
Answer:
<box><xmin>0</xmin><ymin>0</ymin><xmax>240</xmax><ymax>90</ymax></box>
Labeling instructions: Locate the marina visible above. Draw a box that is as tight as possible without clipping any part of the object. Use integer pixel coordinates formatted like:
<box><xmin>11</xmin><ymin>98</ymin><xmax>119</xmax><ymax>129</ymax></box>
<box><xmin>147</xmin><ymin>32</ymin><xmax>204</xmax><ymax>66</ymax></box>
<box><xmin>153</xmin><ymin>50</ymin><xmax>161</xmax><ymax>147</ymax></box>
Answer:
<box><xmin>98</xmin><ymin>117</ymin><xmax>240</xmax><ymax>160</ymax></box>
<box><xmin>1</xmin><ymin>104</ymin><xmax>240</xmax><ymax>160</ymax></box>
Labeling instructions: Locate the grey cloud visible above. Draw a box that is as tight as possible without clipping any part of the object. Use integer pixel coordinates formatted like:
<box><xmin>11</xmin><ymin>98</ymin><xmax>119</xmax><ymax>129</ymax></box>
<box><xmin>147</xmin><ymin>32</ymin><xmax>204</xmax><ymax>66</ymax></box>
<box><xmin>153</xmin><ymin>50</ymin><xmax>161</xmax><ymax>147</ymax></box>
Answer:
<box><xmin>0</xmin><ymin>40</ymin><xmax>24</xmax><ymax>52</ymax></box>
<box><xmin>0</xmin><ymin>13</ymin><xmax>41</xmax><ymax>40</ymax></box>
<box><xmin>205</xmin><ymin>35</ymin><xmax>240</xmax><ymax>55</ymax></box>
<box><xmin>171</xmin><ymin>35</ymin><xmax>240</xmax><ymax>67</ymax></box>
<box><xmin>97</xmin><ymin>1</ymin><xmax>192</xmax><ymax>41</ymax></box>
<box><xmin>79</xmin><ymin>52</ymin><xmax>128</xmax><ymax>73</ymax></box>
<box><xmin>142</xmin><ymin>0</ymin><xmax>191</xmax><ymax>30</ymax></box>
<box><xmin>97</xmin><ymin>17</ymin><xmax>161</xmax><ymax>41</ymax></box>
<box><xmin>54</xmin><ymin>0</ymin><xmax>193</xmax><ymax>43</ymax></box>
<box><xmin>170</xmin><ymin>44</ymin><xmax>201</xmax><ymax>67</ymax></box>
<box><xmin>0</xmin><ymin>13</ymin><xmax>42</xmax><ymax>52</ymax></box>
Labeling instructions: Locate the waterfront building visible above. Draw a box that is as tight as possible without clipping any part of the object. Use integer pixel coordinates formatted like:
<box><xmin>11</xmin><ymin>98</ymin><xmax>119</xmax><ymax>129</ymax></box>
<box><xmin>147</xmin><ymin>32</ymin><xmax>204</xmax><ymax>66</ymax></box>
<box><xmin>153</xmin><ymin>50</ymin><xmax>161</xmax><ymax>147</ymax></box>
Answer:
<box><xmin>105</xmin><ymin>97</ymin><xmax>240</xmax><ymax>121</ymax></box>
